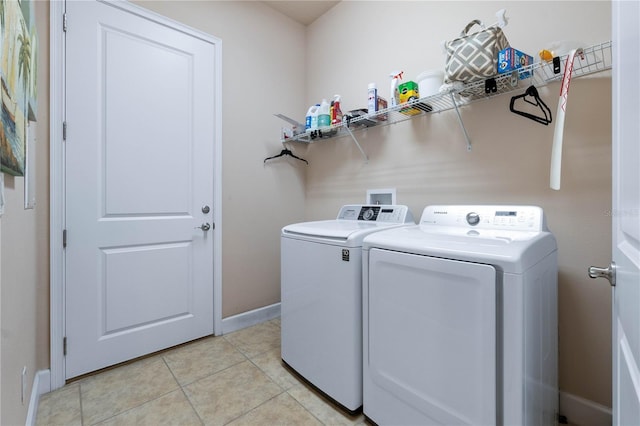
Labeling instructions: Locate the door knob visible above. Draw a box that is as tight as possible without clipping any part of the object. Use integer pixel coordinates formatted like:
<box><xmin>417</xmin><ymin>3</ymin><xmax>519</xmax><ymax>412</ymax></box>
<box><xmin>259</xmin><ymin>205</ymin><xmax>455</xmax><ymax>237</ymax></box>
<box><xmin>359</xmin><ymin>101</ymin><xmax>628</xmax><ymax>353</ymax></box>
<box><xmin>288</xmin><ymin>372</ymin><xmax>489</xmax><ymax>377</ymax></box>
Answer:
<box><xmin>195</xmin><ymin>223</ymin><xmax>211</xmax><ymax>231</ymax></box>
<box><xmin>588</xmin><ymin>262</ymin><xmax>616</xmax><ymax>287</ymax></box>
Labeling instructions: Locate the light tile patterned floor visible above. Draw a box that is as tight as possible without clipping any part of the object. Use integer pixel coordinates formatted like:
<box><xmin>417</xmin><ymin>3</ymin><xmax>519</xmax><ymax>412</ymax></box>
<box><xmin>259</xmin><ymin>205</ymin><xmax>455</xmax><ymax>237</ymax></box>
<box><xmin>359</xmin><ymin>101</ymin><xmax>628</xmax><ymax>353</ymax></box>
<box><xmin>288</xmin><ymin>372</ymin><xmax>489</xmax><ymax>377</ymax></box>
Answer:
<box><xmin>36</xmin><ymin>319</ymin><xmax>365</xmax><ymax>426</ymax></box>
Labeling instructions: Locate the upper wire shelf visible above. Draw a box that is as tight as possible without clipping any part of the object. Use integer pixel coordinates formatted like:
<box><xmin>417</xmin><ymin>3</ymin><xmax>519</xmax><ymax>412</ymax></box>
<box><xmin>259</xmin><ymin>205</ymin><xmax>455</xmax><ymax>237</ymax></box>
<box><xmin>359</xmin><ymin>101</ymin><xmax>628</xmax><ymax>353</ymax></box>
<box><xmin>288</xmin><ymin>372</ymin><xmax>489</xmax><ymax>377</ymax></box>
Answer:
<box><xmin>279</xmin><ymin>41</ymin><xmax>612</xmax><ymax>147</ymax></box>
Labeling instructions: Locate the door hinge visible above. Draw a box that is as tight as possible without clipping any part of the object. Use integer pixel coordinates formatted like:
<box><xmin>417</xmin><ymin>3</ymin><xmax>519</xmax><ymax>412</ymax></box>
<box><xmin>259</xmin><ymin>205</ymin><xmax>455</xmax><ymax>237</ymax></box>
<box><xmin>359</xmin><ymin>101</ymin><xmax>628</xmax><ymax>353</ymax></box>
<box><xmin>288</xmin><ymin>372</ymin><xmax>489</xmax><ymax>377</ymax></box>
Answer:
<box><xmin>63</xmin><ymin>337</ymin><xmax>67</xmax><ymax>356</ymax></box>
<box><xmin>63</xmin><ymin>229</ymin><xmax>67</xmax><ymax>248</ymax></box>
<box><xmin>63</xmin><ymin>121</ymin><xmax>67</xmax><ymax>141</ymax></box>
<box><xmin>63</xmin><ymin>13</ymin><xmax>67</xmax><ymax>32</ymax></box>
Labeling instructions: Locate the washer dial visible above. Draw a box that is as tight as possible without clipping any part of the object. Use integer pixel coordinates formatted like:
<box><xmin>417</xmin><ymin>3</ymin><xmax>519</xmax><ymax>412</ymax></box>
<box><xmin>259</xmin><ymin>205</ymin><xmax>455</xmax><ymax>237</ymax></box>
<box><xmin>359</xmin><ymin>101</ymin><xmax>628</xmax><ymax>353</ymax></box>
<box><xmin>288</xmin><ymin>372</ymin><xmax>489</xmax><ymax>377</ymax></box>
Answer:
<box><xmin>362</xmin><ymin>208</ymin><xmax>376</xmax><ymax>221</ymax></box>
<box><xmin>466</xmin><ymin>212</ymin><xmax>480</xmax><ymax>226</ymax></box>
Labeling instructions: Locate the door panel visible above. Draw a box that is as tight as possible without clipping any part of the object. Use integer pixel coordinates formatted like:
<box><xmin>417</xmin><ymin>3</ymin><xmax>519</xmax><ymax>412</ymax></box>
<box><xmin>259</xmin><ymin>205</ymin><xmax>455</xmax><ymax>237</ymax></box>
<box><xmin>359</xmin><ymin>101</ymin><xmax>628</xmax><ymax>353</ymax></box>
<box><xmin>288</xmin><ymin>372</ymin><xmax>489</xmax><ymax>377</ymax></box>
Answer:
<box><xmin>101</xmin><ymin>243</ymin><xmax>192</xmax><ymax>333</ymax></box>
<box><xmin>65</xmin><ymin>0</ymin><xmax>216</xmax><ymax>378</ymax></box>
<box><xmin>612</xmin><ymin>1</ymin><xmax>640</xmax><ymax>423</ymax></box>
<box><xmin>103</xmin><ymin>26</ymin><xmax>192</xmax><ymax>215</ymax></box>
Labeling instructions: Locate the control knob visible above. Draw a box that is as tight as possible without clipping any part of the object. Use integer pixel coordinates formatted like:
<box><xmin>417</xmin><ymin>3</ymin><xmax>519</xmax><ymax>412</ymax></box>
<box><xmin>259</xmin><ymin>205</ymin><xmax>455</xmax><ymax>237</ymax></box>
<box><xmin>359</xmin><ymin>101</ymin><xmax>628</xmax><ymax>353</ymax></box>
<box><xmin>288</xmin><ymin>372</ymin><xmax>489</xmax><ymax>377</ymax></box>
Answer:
<box><xmin>466</xmin><ymin>212</ymin><xmax>480</xmax><ymax>226</ymax></box>
<box><xmin>363</xmin><ymin>208</ymin><xmax>375</xmax><ymax>220</ymax></box>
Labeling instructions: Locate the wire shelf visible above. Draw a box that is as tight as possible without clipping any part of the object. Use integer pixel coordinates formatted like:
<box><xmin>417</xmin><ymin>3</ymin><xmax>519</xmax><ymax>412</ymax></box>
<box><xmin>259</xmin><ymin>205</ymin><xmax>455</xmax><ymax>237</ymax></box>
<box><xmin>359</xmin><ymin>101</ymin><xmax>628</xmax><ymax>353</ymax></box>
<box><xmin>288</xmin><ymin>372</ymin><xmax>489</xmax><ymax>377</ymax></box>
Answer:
<box><xmin>279</xmin><ymin>41</ymin><xmax>612</xmax><ymax>151</ymax></box>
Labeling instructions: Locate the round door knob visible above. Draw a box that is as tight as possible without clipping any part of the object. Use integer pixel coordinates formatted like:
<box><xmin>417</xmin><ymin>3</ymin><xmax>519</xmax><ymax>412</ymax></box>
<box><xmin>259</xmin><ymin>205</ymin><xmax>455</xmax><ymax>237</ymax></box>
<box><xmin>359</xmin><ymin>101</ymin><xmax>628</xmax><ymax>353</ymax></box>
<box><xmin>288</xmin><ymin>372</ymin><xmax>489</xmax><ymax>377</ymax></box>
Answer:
<box><xmin>195</xmin><ymin>223</ymin><xmax>211</xmax><ymax>231</ymax></box>
<box><xmin>589</xmin><ymin>262</ymin><xmax>616</xmax><ymax>286</ymax></box>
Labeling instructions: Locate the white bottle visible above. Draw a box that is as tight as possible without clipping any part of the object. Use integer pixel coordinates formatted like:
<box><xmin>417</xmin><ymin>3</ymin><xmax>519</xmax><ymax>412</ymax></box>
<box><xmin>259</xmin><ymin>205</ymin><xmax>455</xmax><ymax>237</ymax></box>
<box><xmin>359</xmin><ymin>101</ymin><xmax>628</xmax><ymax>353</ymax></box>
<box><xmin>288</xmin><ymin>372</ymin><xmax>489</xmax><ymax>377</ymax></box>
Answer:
<box><xmin>306</xmin><ymin>104</ymin><xmax>320</xmax><ymax>131</ymax></box>
<box><xmin>318</xmin><ymin>99</ymin><xmax>331</xmax><ymax>128</ymax></box>
<box><xmin>368</xmin><ymin>83</ymin><xmax>377</xmax><ymax>114</ymax></box>
<box><xmin>305</xmin><ymin>105</ymin><xmax>317</xmax><ymax>132</ymax></box>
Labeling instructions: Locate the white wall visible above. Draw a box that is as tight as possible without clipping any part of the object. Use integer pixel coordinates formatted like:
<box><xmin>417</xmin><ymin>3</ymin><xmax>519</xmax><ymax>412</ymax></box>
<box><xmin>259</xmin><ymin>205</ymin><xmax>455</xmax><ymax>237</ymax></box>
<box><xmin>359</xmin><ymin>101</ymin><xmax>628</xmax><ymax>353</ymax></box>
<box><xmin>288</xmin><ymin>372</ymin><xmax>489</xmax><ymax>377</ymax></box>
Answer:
<box><xmin>304</xmin><ymin>0</ymin><xmax>612</xmax><ymax>410</ymax></box>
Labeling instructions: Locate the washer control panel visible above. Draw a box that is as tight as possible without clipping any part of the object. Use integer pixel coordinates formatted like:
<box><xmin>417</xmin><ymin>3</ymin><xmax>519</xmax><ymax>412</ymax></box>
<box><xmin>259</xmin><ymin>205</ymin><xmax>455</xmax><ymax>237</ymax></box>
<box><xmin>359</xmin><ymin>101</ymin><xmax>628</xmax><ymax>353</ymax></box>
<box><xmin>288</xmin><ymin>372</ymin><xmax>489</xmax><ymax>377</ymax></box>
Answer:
<box><xmin>421</xmin><ymin>205</ymin><xmax>546</xmax><ymax>231</ymax></box>
<box><xmin>337</xmin><ymin>205</ymin><xmax>414</xmax><ymax>223</ymax></box>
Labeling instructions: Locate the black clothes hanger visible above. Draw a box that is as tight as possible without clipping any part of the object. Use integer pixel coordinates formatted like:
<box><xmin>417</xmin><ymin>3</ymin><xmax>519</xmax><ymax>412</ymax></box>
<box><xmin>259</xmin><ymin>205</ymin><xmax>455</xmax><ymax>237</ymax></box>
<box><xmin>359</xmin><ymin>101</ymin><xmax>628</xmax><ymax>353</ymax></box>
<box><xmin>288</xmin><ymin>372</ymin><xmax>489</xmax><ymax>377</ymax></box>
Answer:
<box><xmin>509</xmin><ymin>85</ymin><xmax>553</xmax><ymax>125</ymax></box>
<box><xmin>264</xmin><ymin>148</ymin><xmax>308</xmax><ymax>165</ymax></box>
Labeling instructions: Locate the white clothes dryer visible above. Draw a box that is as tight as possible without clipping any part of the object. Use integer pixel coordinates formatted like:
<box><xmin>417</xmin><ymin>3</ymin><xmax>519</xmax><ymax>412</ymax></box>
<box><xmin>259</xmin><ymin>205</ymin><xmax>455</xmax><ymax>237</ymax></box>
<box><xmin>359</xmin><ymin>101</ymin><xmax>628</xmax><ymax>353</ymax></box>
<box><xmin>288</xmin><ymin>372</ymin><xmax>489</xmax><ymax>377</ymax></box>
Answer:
<box><xmin>281</xmin><ymin>204</ymin><xmax>414</xmax><ymax>413</ymax></box>
<box><xmin>362</xmin><ymin>205</ymin><xmax>558</xmax><ymax>425</ymax></box>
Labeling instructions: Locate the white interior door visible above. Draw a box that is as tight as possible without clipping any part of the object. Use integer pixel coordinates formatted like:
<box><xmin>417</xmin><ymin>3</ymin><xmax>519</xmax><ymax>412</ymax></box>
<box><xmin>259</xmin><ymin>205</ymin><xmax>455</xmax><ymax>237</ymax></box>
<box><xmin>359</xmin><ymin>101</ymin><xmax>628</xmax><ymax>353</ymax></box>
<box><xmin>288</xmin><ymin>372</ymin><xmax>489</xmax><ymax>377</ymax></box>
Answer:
<box><xmin>64</xmin><ymin>0</ymin><xmax>218</xmax><ymax>378</ymax></box>
<box><xmin>611</xmin><ymin>1</ymin><xmax>640</xmax><ymax>424</ymax></box>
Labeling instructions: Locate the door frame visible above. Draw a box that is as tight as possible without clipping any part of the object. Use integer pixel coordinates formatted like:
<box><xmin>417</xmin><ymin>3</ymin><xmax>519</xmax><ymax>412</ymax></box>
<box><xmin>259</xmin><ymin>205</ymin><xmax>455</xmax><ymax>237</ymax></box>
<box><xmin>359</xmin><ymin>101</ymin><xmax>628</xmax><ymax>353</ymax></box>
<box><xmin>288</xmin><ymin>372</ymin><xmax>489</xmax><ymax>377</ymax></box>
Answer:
<box><xmin>49</xmin><ymin>0</ymin><xmax>223</xmax><ymax>390</ymax></box>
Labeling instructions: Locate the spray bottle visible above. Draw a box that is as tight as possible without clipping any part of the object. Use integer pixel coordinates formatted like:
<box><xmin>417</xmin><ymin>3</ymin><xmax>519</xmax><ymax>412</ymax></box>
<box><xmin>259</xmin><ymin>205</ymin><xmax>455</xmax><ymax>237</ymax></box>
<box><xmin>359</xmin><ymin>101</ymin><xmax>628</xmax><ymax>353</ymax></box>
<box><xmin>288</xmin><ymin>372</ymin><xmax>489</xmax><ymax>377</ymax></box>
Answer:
<box><xmin>389</xmin><ymin>70</ymin><xmax>404</xmax><ymax>108</ymax></box>
<box><xmin>330</xmin><ymin>95</ymin><xmax>343</xmax><ymax>125</ymax></box>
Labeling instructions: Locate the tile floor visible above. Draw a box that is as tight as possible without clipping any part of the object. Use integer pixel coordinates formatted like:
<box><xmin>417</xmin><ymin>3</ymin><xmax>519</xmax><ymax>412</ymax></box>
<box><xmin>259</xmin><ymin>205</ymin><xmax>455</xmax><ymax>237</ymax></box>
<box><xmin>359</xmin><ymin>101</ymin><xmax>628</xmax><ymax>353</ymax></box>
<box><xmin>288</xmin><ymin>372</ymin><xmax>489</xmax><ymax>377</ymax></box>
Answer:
<box><xmin>36</xmin><ymin>318</ymin><xmax>365</xmax><ymax>426</ymax></box>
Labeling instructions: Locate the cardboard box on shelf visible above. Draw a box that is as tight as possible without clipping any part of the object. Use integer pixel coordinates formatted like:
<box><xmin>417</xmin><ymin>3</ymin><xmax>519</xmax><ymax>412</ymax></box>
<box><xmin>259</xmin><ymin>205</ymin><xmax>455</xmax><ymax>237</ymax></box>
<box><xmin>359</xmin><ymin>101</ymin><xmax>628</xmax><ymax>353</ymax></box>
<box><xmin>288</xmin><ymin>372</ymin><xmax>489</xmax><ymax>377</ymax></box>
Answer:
<box><xmin>498</xmin><ymin>47</ymin><xmax>534</xmax><ymax>79</ymax></box>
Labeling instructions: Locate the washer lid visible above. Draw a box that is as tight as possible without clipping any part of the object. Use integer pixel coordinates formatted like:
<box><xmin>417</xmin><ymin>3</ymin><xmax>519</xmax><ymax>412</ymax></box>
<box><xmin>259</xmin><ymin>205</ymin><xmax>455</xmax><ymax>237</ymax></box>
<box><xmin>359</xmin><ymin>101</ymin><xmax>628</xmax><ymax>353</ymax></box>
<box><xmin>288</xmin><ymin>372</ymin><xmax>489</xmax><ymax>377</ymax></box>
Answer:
<box><xmin>283</xmin><ymin>220</ymin><xmax>410</xmax><ymax>246</ymax></box>
<box><xmin>281</xmin><ymin>204</ymin><xmax>415</xmax><ymax>246</ymax></box>
<box><xmin>363</xmin><ymin>224</ymin><xmax>557</xmax><ymax>273</ymax></box>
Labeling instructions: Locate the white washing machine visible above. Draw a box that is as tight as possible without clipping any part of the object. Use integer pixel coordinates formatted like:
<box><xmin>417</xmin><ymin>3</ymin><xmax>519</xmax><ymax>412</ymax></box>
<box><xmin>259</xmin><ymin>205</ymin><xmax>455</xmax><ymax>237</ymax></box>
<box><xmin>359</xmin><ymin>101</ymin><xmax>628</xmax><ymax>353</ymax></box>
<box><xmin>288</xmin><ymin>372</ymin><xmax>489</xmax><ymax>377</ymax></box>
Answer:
<box><xmin>281</xmin><ymin>204</ymin><xmax>414</xmax><ymax>413</ymax></box>
<box><xmin>362</xmin><ymin>205</ymin><xmax>558</xmax><ymax>425</ymax></box>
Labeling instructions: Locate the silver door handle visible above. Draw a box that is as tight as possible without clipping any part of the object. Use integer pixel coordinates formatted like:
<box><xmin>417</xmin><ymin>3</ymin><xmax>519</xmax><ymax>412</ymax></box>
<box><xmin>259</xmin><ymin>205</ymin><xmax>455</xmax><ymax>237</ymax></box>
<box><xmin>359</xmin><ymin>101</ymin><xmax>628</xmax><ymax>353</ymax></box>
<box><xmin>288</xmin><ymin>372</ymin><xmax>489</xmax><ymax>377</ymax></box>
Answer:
<box><xmin>195</xmin><ymin>223</ymin><xmax>211</xmax><ymax>231</ymax></box>
<box><xmin>588</xmin><ymin>262</ymin><xmax>616</xmax><ymax>286</ymax></box>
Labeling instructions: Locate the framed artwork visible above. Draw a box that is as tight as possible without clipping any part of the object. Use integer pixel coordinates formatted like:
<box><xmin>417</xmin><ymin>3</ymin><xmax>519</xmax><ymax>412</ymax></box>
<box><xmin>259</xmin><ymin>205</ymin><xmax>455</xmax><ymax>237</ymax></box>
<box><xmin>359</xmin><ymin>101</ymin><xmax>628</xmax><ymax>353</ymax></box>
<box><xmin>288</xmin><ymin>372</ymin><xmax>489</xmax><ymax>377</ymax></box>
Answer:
<box><xmin>0</xmin><ymin>0</ymin><xmax>38</xmax><ymax>177</ymax></box>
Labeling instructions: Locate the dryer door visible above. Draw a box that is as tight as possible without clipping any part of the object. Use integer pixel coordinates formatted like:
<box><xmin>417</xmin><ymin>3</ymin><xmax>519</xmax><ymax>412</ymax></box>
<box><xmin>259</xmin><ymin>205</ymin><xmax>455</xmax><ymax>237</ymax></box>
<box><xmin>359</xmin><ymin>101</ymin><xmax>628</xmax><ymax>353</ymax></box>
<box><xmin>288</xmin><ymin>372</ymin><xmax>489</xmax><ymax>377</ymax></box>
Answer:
<box><xmin>365</xmin><ymin>248</ymin><xmax>498</xmax><ymax>425</ymax></box>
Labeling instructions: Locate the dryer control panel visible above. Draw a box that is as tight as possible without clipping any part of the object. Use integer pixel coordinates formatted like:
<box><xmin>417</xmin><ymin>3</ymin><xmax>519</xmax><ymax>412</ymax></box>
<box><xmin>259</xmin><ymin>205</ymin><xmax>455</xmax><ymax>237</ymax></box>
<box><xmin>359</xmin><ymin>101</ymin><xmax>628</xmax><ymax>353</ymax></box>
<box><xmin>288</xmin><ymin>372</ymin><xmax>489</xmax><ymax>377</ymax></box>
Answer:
<box><xmin>337</xmin><ymin>205</ymin><xmax>414</xmax><ymax>223</ymax></box>
<box><xmin>420</xmin><ymin>205</ymin><xmax>547</xmax><ymax>231</ymax></box>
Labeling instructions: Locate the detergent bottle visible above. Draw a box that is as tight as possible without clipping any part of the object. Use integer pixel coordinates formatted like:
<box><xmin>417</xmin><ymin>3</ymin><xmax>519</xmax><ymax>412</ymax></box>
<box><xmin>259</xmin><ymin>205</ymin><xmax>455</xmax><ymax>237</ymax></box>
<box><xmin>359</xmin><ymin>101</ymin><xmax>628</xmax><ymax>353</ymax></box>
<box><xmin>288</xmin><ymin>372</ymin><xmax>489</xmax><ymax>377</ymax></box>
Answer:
<box><xmin>318</xmin><ymin>99</ymin><xmax>331</xmax><ymax>128</ymax></box>
<box><xmin>389</xmin><ymin>70</ymin><xmax>403</xmax><ymax>107</ymax></box>
<box><xmin>305</xmin><ymin>104</ymin><xmax>320</xmax><ymax>132</ymax></box>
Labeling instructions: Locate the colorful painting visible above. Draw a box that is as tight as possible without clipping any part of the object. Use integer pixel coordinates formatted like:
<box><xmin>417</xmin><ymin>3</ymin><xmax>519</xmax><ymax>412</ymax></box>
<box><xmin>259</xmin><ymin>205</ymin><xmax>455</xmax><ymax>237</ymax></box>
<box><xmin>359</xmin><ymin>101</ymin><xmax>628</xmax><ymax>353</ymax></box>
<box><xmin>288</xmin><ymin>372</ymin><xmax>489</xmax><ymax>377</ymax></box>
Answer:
<box><xmin>0</xmin><ymin>0</ymin><xmax>38</xmax><ymax>176</ymax></box>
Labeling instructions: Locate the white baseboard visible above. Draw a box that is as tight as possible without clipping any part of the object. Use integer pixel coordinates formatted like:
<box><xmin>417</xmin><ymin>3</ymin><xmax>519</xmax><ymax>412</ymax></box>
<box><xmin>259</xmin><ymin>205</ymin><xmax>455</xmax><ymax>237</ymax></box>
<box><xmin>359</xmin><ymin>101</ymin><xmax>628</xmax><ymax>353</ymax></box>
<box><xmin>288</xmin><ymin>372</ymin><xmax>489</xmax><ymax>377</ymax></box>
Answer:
<box><xmin>560</xmin><ymin>391</ymin><xmax>612</xmax><ymax>426</ymax></box>
<box><xmin>221</xmin><ymin>303</ymin><xmax>281</xmax><ymax>335</ymax></box>
<box><xmin>25</xmin><ymin>369</ymin><xmax>51</xmax><ymax>426</ymax></box>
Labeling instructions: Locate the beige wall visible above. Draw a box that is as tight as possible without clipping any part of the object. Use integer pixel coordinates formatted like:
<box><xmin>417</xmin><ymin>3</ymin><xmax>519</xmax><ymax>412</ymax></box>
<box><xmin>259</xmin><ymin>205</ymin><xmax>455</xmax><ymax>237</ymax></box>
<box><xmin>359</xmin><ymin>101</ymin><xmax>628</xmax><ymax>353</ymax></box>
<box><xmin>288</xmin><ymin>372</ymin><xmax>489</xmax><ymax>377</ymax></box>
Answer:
<box><xmin>0</xmin><ymin>1</ymin><xmax>614</xmax><ymax>423</ymax></box>
<box><xmin>0</xmin><ymin>1</ymin><xmax>50</xmax><ymax>424</ymax></box>
<box><xmin>304</xmin><ymin>0</ymin><xmax>612</xmax><ymax>409</ymax></box>
<box><xmin>134</xmin><ymin>1</ymin><xmax>308</xmax><ymax>318</ymax></box>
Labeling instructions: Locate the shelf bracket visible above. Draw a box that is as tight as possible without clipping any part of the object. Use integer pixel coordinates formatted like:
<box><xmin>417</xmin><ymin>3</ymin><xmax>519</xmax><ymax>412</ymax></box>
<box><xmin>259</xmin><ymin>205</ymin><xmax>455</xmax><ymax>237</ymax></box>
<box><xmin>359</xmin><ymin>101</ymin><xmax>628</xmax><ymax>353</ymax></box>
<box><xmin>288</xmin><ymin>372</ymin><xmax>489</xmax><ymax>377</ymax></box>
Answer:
<box><xmin>450</xmin><ymin>92</ymin><xmax>472</xmax><ymax>151</ymax></box>
<box><xmin>343</xmin><ymin>125</ymin><xmax>369</xmax><ymax>163</ymax></box>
